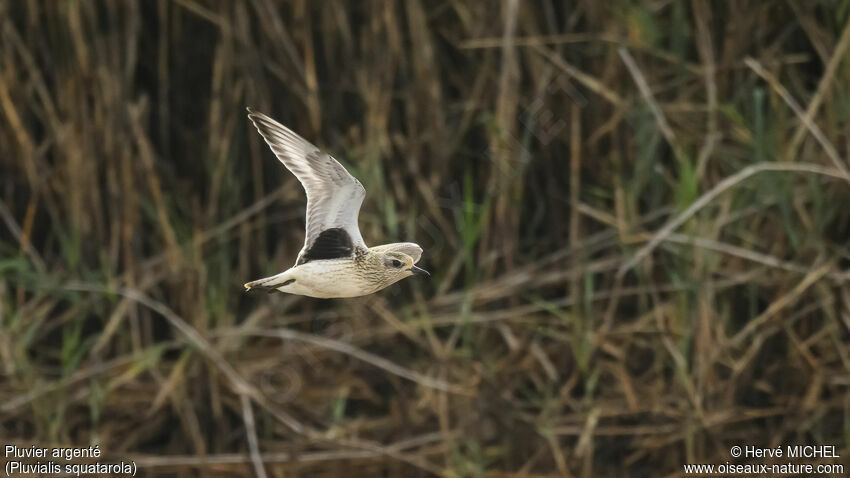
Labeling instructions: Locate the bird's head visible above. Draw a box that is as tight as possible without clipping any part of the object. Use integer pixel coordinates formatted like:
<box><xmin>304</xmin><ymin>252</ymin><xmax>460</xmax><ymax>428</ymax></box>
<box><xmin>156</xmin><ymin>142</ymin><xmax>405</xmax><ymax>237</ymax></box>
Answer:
<box><xmin>369</xmin><ymin>242</ymin><xmax>429</xmax><ymax>287</ymax></box>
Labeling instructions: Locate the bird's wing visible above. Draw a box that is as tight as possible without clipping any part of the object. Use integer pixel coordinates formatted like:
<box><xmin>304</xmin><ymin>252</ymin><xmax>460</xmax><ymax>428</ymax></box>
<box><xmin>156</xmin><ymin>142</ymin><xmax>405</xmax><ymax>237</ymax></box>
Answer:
<box><xmin>247</xmin><ymin>108</ymin><xmax>366</xmax><ymax>265</ymax></box>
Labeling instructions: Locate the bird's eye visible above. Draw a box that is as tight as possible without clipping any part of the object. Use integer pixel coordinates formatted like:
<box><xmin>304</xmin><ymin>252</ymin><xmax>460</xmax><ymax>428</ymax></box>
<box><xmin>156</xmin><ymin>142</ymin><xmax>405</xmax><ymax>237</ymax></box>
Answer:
<box><xmin>391</xmin><ymin>259</ymin><xmax>402</xmax><ymax>268</ymax></box>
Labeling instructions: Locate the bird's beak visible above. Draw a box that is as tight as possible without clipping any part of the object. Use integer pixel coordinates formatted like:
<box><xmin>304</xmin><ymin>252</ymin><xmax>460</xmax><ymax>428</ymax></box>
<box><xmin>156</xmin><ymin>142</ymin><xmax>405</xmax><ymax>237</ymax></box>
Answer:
<box><xmin>410</xmin><ymin>265</ymin><xmax>430</xmax><ymax>277</ymax></box>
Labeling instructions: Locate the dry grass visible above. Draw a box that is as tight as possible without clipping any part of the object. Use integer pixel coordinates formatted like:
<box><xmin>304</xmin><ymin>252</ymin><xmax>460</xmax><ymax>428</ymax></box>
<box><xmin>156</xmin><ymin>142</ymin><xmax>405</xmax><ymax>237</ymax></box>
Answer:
<box><xmin>2</xmin><ymin>1</ymin><xmax>850</xmax><ymax>477</ymax></box>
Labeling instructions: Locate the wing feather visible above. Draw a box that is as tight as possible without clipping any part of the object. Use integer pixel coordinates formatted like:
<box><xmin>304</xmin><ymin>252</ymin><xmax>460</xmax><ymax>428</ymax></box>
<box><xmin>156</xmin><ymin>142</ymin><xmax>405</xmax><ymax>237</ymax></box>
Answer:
<box><xmin>247</xmin><ymin>108</ymin><xmax>366</xmax><ymax>264</ymax></box>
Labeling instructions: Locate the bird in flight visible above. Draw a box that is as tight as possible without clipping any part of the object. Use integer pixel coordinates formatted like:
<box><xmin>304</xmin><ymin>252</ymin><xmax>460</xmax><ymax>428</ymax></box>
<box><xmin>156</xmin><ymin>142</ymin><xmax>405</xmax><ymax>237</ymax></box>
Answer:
<box><xmin>243</xmin><ymin>108</ymin><xmax>429</xmax><ymax>298</ymax></box>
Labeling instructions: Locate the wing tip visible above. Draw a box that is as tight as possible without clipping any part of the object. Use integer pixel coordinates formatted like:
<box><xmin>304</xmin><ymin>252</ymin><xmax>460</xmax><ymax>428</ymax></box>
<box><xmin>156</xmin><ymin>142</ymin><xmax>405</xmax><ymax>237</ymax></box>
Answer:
<box><xmin>247</xmin><ymin>107</ymin><xmax>276</xmax><ymax>125</ymax></box>
<box><xmin>246</xmin><ymin>108</ymin><xmax>282</xmax><ymax>132</ymax></box>
<box><xmin>246</xmin><ymin>106</ymin><xmax>262</xmax><ymax>121</ymax></box>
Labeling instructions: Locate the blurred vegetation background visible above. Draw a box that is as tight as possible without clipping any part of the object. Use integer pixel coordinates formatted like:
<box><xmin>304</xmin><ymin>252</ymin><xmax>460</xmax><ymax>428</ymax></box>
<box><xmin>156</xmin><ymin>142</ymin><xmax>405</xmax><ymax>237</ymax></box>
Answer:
<box><xmin>2</xmin><ymin>0</ymin><xmax>850</xmax><ymax>476</ymax></box>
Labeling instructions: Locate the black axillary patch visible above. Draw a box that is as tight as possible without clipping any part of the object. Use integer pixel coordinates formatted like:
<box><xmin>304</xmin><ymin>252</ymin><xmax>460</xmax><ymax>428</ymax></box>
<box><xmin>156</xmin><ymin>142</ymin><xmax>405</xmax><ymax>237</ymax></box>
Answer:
<box><xmin>300</xmin><ymin>228</ymin><xmax>353</xmax><ymax>263</ymax></box>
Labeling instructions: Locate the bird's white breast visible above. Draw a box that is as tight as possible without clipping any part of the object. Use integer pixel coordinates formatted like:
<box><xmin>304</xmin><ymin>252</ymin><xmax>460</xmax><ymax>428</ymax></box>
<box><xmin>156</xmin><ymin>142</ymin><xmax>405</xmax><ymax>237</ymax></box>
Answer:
<box><xmin>281</xmin><ymin>259</ymin><xmax>379</xmax><ymax>298</ymax></box>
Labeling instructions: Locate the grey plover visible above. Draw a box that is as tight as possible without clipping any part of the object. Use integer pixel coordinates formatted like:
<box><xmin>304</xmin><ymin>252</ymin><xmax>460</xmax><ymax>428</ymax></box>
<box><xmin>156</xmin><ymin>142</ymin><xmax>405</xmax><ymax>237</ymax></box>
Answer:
<box><xmin>243</xmin><ymin>108</ymin><xmax>429</xmax><ymax>298</ymax></box>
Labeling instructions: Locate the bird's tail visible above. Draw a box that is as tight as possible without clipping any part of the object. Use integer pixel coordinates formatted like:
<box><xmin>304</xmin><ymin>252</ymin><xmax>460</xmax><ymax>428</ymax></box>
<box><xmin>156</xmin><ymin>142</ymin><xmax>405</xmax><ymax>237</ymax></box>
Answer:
<box><xmin>244</xmin><ymin>272</ymin><xmax>293</xmax><ymax>293</ymax></box>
